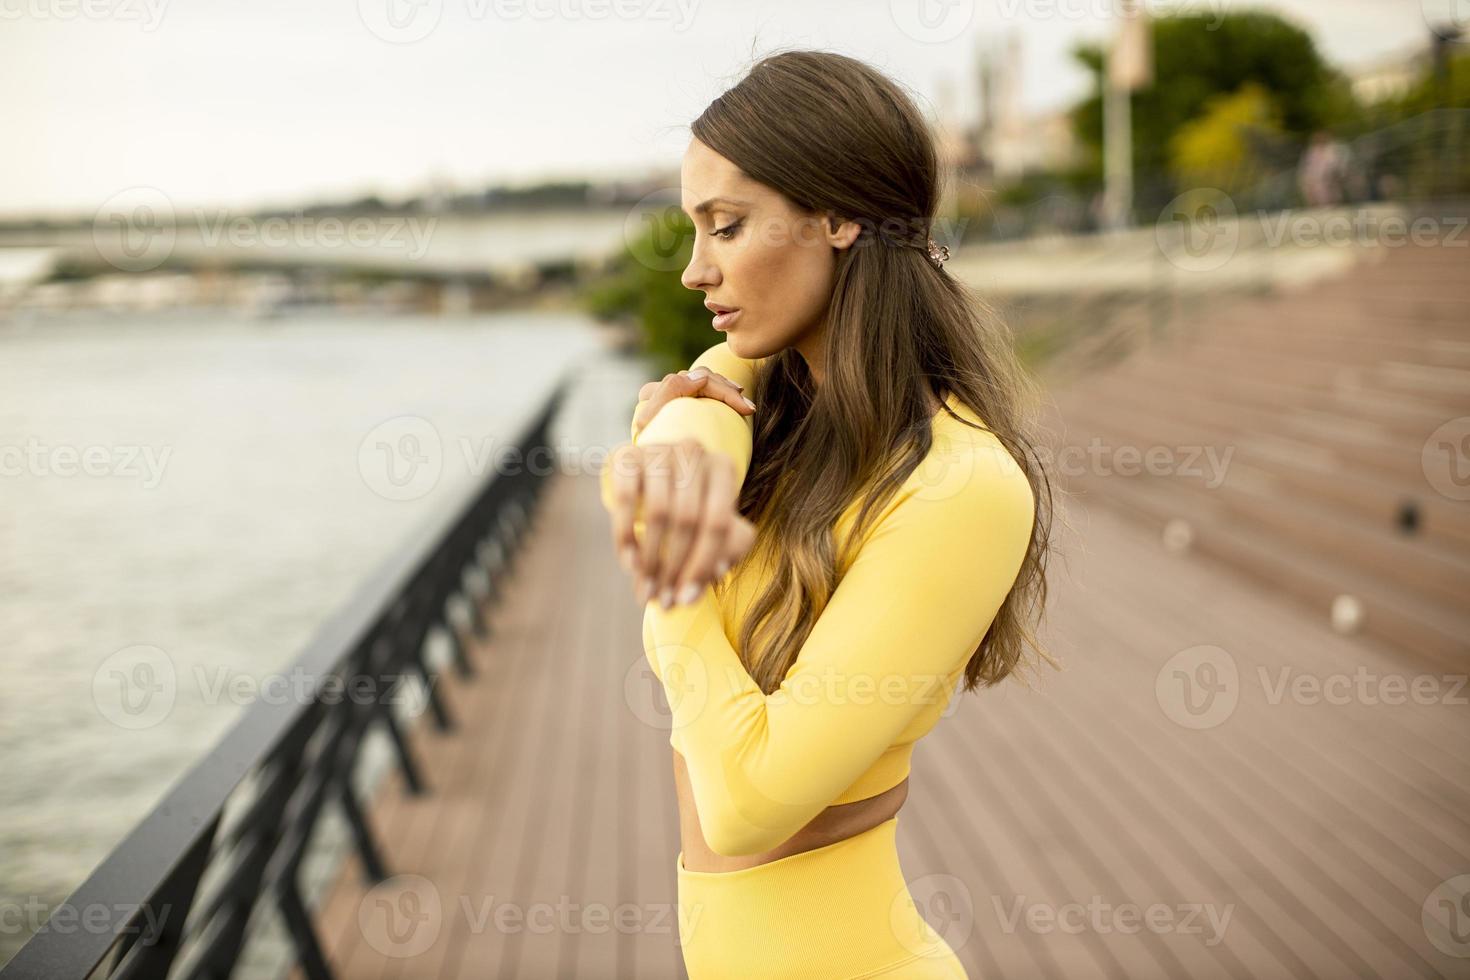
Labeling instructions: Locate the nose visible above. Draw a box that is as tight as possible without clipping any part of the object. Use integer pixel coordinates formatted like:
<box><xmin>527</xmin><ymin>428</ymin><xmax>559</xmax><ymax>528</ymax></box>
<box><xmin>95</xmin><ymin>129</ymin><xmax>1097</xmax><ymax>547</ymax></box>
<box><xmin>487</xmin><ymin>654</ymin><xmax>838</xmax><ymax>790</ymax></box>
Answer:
<box><xmin>681</xmin><ymin>238</ymin><xmax>720</xmax><ymax>292</ymax></box>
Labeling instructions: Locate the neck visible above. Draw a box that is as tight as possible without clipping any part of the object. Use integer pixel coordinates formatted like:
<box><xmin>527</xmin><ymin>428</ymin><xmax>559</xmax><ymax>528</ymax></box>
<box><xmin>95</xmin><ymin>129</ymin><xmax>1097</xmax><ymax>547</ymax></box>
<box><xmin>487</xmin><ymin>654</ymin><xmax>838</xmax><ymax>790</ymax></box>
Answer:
<box><xmin>795</xmin><ymin>330</ymin><xmax>825</xmax><ymax>388</ymax></box>
<box><xmin>797</xmin><ymin>325</ymin><xmax>942</xmax><ymax>415</ymax></box>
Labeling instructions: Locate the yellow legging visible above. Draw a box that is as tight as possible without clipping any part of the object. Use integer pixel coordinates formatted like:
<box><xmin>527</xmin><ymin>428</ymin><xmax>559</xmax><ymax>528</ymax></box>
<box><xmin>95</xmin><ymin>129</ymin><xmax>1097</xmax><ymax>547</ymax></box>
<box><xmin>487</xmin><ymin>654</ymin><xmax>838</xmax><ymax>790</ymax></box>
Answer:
<box><xmin>675</xmin><ymin>815</ymin><xmax>970</xmax><ymax>979</ymax></box>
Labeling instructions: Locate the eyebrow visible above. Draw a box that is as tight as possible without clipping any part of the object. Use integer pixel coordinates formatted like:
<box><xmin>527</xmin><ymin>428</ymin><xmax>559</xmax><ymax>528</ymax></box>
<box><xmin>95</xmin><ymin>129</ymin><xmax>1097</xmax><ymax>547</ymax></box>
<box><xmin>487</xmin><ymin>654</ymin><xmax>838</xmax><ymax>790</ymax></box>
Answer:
<box><xmin>687</xmin><ymin>196</ymin><xmax>751</xmax><ymax>216</ymax></box>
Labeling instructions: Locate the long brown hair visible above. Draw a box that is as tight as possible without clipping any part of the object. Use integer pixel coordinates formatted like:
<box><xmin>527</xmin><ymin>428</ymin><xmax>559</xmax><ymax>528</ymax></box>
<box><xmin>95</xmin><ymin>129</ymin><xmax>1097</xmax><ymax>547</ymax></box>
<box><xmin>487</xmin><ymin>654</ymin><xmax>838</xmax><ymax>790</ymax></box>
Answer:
<box><xmin>692</xmin><ymin>48</ymin><xmax>1057</xmax><ymax>695</ymax></box>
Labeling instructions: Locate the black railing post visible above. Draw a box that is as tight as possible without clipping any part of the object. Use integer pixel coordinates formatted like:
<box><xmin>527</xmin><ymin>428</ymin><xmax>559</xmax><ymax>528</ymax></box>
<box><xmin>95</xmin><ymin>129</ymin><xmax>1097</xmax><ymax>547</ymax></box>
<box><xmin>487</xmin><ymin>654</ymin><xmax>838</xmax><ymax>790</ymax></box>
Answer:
<box><xmin>275</xmin><ymin>880</ymin><xmax>331</xmax><ymax>980</ymax></box>
<box><xmin>109</xmin><ymin>813</ymin><xmax>221</xmax><ymax>980</ymax></box>
<box><xmin>335</xmin><ymin>779</ymin><xmax>388</xmax><ymax>885</ymax></box>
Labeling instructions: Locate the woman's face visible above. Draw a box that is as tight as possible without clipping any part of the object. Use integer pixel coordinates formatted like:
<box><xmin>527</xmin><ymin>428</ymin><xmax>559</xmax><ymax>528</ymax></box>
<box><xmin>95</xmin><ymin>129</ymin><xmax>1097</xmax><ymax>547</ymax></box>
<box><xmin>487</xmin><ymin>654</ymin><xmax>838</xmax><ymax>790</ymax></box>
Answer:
<box><xmin>679</xmin><ymin>138</ymin><xmax>859</xmax><ymax>366</ymax></box>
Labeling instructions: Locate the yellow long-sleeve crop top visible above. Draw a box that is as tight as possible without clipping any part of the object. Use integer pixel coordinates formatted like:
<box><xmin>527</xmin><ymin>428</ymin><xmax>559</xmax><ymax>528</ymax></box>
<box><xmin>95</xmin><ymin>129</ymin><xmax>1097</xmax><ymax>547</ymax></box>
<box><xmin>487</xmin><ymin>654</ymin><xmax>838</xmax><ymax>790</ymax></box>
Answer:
<box><xmin>599</xmin><ymin>342</ymin><xmax>1036</xmax><ymax>857</ymax></box>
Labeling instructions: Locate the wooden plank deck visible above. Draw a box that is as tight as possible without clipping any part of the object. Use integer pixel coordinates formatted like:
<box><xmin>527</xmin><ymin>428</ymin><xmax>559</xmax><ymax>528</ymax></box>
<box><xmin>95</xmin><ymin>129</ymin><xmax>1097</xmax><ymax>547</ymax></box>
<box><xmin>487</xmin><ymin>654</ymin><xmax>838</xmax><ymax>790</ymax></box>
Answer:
<box><xmin>296</xmin><ymin>469</ymin><xmax>1470</xmax><ymax>979</ymax></box>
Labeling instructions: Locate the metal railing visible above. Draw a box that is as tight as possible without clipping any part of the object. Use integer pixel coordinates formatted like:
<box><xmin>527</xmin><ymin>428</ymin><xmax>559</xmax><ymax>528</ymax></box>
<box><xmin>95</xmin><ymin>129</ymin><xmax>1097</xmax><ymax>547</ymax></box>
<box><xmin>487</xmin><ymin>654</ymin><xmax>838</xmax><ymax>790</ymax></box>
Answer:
<box><xmin>0</xmin><ymin>377</ymin><xmax>571</xmax><ymax>980</ymax></box>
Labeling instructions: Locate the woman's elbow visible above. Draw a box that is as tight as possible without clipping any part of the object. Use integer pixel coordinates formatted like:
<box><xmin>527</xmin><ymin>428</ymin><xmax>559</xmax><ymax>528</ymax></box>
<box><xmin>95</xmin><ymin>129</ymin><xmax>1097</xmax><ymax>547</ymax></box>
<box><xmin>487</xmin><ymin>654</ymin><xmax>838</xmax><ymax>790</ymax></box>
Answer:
<box><xmin>701</xmin><ymin>818</ymin><xmax>775</xmax><ymax>858</ymax></box>
<box><xmin>694</xmin><ymin>768</ymin><xmax>829</xmax><ymax>856</ymax></box>
<box><xmin>698</xmin><ymin>799</ymin><xmax>806</xmax><ymax>857</ymax></box>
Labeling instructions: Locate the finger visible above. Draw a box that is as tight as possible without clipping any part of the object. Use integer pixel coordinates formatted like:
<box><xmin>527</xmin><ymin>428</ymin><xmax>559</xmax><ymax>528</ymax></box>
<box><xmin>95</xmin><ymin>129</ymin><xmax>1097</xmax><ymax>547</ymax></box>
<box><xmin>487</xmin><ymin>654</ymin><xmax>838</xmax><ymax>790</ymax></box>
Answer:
<box><xmin>635</xmin><ymin>443</ymin><xmax>676</xmax><ymax>604</ymax></box>
<box><xmin>700</xmin><ymin>369</ymin><xmax>744</xmax><ymax>392</ymax></box>
<box><xmin>723</xmin><ymin>515</ymin><xmax>758</xmax><ymax>570</ymax></box>
<box><xmin>698</xmin><ymin>375</ymin><xmax>757</xmax><ymax>416</ymax></box>
<box><xmin>673</xmin><ymin>371</ymin><xmax>757</xmax><ymax>416</ymax></box>
<box><xmin>709</xmin><ymin>516</ymin><xmax>757</xmax><ymax>590</ymax></box>
<box><xmin>673</xmin><ymin>453</ymin><xmax>737</xmax><ymax>604</ymax></box>
<box><xmin>633</xmin><ymin>371</ymin><xmax>709</xmax><ymax>437</ymax></box>
<box><xmin>604</xmin><ymin>444</ymin><xmax>643</xmax><ymax>573</ymax></box>
<box><xmin>656</xmin><ymin>448</ymin><xmax>709</xmax><ymax>607</ymax></box>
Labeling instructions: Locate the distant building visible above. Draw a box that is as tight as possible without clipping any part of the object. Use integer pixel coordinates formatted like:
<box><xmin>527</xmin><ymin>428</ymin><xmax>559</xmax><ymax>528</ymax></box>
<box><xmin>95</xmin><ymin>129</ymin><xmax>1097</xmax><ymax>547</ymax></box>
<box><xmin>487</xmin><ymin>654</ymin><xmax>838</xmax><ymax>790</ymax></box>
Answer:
<box><xmin>936</xmin><ymin>32</ymin><xmax>1082</xmax><ymax>183</ymax></box>
<box><xmin>1347</xmin><ymin>45</ymin><xmax>1427</xmax><ymax>105</ymax></box>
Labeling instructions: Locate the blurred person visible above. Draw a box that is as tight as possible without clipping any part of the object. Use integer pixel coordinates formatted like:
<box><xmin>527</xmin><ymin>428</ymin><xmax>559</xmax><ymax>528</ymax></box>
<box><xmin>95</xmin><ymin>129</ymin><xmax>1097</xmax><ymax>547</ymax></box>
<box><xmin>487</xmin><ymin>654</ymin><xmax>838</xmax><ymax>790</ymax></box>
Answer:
<box><xmin>600</xmin><ymin>49</ymin><xmax>1055</xmax><ymax>979</ymax></box>
<box><xmin>1298</xmin><ymin>129</ymin><xmax>1351</xmax><ymax>206</ymax></box>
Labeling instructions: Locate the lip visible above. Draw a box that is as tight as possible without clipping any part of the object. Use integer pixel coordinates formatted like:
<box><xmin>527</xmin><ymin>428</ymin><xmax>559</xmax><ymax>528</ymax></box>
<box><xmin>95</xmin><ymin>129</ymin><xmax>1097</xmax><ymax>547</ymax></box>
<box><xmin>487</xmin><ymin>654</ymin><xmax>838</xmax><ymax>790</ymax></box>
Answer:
<box><xmin>705</xmin><ymin>302</ymin><xmax>741</xmax><ymax>330</ymax></box>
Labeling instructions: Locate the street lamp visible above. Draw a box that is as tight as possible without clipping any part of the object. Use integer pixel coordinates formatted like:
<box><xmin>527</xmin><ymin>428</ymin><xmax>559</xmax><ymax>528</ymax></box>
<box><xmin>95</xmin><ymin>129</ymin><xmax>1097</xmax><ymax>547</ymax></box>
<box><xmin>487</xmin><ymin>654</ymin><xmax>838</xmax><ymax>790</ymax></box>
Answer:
<box><xmin>1103</xmin><ymin>0</ymin><xmax>1152</xmax><ymax>230</ymax></box>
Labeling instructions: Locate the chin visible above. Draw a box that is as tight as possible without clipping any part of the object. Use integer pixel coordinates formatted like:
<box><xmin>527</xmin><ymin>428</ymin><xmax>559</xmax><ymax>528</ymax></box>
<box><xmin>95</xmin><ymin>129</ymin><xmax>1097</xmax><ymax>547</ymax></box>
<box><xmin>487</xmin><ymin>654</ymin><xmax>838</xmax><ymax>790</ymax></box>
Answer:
<box><xmin>723</xmin><ymin>328</ymin><xmax>773</xmax><ymax>360</ymax></box>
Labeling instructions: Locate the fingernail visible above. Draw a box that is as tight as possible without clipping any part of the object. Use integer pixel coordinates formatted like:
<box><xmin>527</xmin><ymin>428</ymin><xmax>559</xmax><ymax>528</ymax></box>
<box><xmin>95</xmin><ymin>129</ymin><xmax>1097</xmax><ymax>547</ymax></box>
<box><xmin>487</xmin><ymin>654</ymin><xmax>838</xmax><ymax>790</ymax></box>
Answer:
<box><xmin>742</xmin><ymin>396</ymin><xmax>756</xmax><ymax>410</ymax></box>
<box><xmin>714</xmin><ymin>559</ymin><xmax>731</xmax><ymax>577</ymax></box>
<box><xmin>659</xmin><ymin>586</ymin><xmax>673</xmax><ymax>609</ymax></box>
<box><xmin>677</xmin><ymin>582</ymin><xmax>700</xmax><ymax>605</ymax></box>
<box><xmin>688</xmin><ymin>367</ymin><xmax>709</xmax><ymax>380</ymax></box>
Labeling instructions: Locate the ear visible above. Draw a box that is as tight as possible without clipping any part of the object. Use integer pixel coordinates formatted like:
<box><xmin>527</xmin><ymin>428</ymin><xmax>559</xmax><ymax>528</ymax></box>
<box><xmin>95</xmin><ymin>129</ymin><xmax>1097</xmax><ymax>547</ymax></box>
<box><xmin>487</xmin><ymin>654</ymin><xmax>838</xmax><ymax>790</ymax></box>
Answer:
<box><xmin>825</xmin><ymin>214</ymin><xmax>863</xmax><ymax>251</ymax></box>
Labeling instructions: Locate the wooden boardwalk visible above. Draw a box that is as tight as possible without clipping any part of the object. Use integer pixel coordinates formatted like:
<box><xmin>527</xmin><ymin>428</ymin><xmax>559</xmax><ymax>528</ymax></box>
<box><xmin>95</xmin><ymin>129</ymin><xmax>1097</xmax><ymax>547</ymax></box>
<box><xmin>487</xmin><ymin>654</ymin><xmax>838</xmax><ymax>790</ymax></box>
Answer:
<box><xmin>298</xmin><ymin>469</ymin><xmax>1470</xmax><ymax>979</ymax></box>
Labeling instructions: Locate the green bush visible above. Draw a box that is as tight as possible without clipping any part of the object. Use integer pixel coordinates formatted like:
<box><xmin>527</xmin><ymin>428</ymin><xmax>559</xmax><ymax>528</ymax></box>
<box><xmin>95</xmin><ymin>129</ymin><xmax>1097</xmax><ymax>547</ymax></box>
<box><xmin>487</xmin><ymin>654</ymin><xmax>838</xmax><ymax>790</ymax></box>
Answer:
<box><xmin>580</xmin><ymin>205</ymin><xmax>713</xmax><ymax>374</ymax></box>
<box><xmin>1169</xmin><ymin>82</ymin><xmax>1287</xmax><ymax>194</ymax></box>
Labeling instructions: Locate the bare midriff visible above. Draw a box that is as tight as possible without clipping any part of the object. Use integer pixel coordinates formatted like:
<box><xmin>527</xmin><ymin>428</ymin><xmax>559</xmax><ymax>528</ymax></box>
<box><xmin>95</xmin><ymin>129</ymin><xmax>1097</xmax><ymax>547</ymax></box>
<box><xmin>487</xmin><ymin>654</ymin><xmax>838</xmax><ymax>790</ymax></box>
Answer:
<box><xmin>672</xmin><ymin>747</ymin><xmax>909</xmax><ymax>873</ymax></box>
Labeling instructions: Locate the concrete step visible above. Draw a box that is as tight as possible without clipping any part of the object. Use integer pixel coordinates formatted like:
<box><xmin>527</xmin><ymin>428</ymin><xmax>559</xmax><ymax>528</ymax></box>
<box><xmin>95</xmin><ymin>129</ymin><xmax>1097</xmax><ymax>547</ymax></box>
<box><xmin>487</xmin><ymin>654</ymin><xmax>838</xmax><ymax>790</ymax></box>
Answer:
<box><xmin>1187</xmin><ymin>323</ymin><xmax>1470</xmax><ymax>373</ymax></box>
<box><xmin>1270</xmin><ymin>293</ymin><xmax>1470</xmax><ymax>327</ymax></box>
<box><xmin>1331</xmin><ymin>251</ymin><xmax>1470</xmax><ymax>284</ymax></box>
<box><xmin>1060</xmin><ymin>458</ymin><xmax>1470</xmax><ymax>668</ymax></box>
<box><xmin>1065</xmin><ymin>409</ymin><xmax>1470</xmax><ymax>612</ymax></box>
<box><xmin>1324</xmin><ymin>274</ymin><xmax>1470</xmax><ymax>298</ymax></box>
<box><xmin>1054</xmin><ymin>388</ymin><xmax>1470</xmax><ymax>552</ymax></box>
<box><xmin>1082</xmin><ymin>359</ymin><xmax>1450</xmax><ymax>488</ymax></box>
<box><xmin>1187</xmin><ymin>303</ymin><xmax>1468</xmax><ymax>347</ymax></box>
<box><xmin>1374</xmin><ymin>360</ymin><xmax>1470</xmax><ymax>400</ymax></box>
<box><xmin>1217</xmin><ymin>281</ymin><xmax>1470</xmax><ymax>324</ymax></box>
<box><xmin>1143</xmin><ymin>342</ymin><xmax>1470</xmax><ymax>422</ymax></box>
<box><xmin>1223</xmin><ymin>440</ymin><xmax>1470</xmax><ymax>552</ymax></box>
<box><xmin>1038</xmin><ymin>233</ymin><xmax>1470</xmax><ymax>665</ymax></box>
<box><xmin>1107</xmin><ymin>344</ymin><xmax>1467</xmax><ymax>446</ymax></box>
<box><xmin>1116</xmin><ymin>349</ymin><xmax>1457</xmax><ymax>444</ymax></box>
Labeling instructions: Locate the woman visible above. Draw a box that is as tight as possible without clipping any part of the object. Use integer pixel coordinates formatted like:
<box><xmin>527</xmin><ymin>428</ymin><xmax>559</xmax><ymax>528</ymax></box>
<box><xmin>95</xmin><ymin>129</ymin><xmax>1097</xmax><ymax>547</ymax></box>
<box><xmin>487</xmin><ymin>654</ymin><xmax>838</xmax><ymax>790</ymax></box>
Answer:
<box><xmin>600</xmin><ymin>49</ymin><xmax>1055</xmax><ymax>980</ymax></box>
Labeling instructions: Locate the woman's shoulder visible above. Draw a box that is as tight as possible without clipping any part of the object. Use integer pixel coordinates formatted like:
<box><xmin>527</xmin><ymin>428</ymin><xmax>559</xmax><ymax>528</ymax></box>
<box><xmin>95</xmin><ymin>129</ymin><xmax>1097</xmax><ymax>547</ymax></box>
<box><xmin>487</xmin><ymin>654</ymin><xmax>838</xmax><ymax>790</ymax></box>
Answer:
<box><xmin>905</xmin><ymin>395</ymin><xmax>1035</xmax><ymax>521</ymax></box>
<box><xmin>691</xmin><ymin>341</ymin><xmax>767</xmax><ymax>390</ymax></box>
<box><xmin>833</xmin><ymin>393</ymin><xmax>1035</xmax><ymax>566</ymax></box>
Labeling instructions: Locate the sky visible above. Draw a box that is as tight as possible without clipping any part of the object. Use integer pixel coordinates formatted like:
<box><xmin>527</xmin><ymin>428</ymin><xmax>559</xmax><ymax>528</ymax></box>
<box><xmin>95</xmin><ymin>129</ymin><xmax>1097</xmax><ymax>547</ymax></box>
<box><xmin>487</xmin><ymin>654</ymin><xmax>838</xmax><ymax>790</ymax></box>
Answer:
<box><xmin>0</xmin><ymin>0</ymin><xmax>1453</xmax><ymax>218</ymax></box>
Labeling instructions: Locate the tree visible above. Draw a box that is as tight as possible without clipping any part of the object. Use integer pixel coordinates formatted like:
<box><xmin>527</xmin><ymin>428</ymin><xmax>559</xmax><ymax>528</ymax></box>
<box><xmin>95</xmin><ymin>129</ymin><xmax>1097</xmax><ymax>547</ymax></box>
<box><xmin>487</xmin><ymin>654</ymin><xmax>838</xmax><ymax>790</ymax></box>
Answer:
<box><xmin>1071</xmin><ymin>12</ymin><xmax>1359</xmax><ymax>209</ymax></box>
<box><xmin>581</xmin><ymin>205</ymin><xmax>711</xmax><ymax>373</ymax></box>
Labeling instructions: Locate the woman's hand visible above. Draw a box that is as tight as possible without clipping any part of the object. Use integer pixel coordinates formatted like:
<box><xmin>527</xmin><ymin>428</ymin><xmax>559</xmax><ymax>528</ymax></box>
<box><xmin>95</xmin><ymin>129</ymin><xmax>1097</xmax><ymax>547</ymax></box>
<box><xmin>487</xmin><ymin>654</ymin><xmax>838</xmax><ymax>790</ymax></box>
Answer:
<box><xmin>607</xmin><ymin>367</ymin><xmax>758</xmax><ymax>608</ymax></box>
<box><xmin>632</xmin><ymin>366</ymin><xmax>756</xmax><ymax>439</ymax></box>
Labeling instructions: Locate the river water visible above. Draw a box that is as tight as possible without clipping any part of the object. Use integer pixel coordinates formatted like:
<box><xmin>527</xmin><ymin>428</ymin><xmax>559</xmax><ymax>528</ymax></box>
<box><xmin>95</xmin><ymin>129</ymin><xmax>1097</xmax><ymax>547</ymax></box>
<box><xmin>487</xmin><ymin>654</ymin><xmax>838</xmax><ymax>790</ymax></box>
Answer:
<box><xmin>0</xmin><ymin>306</ymin><xmax>634</xmax><ymax>970</ymax></box>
